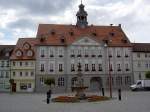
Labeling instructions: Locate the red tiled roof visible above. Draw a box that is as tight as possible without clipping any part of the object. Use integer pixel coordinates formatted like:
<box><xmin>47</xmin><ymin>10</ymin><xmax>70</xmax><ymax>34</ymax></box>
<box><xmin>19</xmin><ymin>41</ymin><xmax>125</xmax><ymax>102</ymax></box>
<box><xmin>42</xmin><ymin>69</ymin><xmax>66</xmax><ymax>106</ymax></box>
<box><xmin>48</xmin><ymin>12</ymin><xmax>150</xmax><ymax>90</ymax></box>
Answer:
<box><xmin>132</xmin><ymin>43</ymin><xmax>150</xmax><ymax>52</ymax></box>
<box><xmin>0</xmin><ymin>45</ymin><xmax>15</xmax><ymax>59</ymax></box>
<box><xmin>36</xmin><ymin>24</ymin><xmax>131</xmax><ymax>47</ymax></box>
<box><xmin>10</xmin><ymin>38</ymin><xmax>38</xmax><ymax>60</ymax></box>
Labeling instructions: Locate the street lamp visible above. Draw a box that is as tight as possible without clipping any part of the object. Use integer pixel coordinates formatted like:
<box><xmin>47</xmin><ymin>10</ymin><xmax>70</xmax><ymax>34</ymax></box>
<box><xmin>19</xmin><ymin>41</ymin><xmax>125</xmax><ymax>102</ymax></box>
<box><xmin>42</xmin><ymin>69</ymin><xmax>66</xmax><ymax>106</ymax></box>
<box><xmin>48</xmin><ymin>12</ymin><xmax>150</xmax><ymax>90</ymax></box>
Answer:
<box><xmin>104</xmin><ymin>43</ymin><xmax>112</xmax><ymax>98</ymax></box>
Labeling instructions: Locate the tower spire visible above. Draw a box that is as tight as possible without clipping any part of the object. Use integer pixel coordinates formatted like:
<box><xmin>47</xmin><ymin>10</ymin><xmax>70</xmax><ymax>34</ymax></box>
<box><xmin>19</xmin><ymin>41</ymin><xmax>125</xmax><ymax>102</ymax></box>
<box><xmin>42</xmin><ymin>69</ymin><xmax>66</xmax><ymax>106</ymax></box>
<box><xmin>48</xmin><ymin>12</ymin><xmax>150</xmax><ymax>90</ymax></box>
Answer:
<box><xmin>76</xmin><ymin>1</ymin><xmax>88</xmax><ymax>28</ymax></box>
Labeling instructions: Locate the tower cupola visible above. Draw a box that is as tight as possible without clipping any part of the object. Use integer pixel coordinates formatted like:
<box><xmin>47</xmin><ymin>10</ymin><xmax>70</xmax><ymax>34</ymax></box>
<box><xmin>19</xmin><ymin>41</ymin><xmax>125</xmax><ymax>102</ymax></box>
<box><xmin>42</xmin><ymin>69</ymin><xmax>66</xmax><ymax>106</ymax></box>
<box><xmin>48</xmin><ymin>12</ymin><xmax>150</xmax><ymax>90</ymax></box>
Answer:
<box><xmin>76</xmin><ymin>2</ymin><xmax>88</xmax><ymax>28</ymax></box>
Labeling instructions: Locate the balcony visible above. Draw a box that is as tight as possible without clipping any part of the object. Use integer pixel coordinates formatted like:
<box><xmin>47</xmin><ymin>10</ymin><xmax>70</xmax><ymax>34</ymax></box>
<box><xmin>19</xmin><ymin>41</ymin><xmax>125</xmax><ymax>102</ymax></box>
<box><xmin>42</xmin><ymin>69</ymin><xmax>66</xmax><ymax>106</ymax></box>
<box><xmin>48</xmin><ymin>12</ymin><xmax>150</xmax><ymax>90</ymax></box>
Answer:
<box><xmin>98</xmin><ymin>69</ymin><xmax>103</xmax><ymax>71</ymax></box>
<box><xmin>59</xmin><ymin>55</ymin><xmax>63</xmax><ymax>58</ymax></box>
<box><xmin>40</xmin><ymin>69</ymin><xmax>44</xmax><ymax>72</ymax></box>
<box><xmin>59</xmin><ymin>69</ymin><xmax>63</xmax><ymax>72</ymax></box>
<box><xmin>77</xmin><ymin>55</ymin><xmax>82</xmax><ymax>57</ymax></box>
<box><xmin>109</xmin><ymin>55</ymin><xmax>112</xmax><ymax>58</ymax></box>
<box><xmin>126</xmin><ymin>69</ymin><xmax>129</xmax><ymax>71</ymax></box>
<box><xmin>70</xmin><ymin>55</ymin><xmax>75</xmax><ymax>58</ymax></box>
<box><xmin>50</xmin><ymin>55</ymin><xmax>54</xmax><ymax>57</ymax></box>
<box><xmin>117</xmin><ymin>69</ymin><xmax>121</xmax><ymax>71</ymax></box>
<box><xmin>41</xmin><ymin>55</ymin><xmax>45</xmax><ymax>58</ymax></box>
<box><xmin>91</xmin><ymin>55</ymin><xmax>96</xmax><ymax>57</ymax></box>
<box><xmin>117</xmin><ymin>55</ymin><xmax>121</xmax><ymax>58</ymax></box>
<box><xmin>98</xmin><ymin>55</ymin><xmax>102</xmax><ymax>58</ymax></box>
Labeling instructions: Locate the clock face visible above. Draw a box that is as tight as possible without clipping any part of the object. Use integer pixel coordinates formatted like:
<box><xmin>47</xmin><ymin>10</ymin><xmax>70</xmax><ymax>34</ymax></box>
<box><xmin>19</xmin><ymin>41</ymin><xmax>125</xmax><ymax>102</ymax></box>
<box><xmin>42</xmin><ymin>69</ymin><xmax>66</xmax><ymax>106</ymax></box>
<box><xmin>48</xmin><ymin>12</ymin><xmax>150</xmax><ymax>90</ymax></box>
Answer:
<box><xmin>16</xmin><ymin>50</ymin><xmax>22</xmax><ymax>57</ymax></box>
<box><xmin>27</xmin><ymin>50</ymin><xmax>33</xmax><ymax>57</ymax></box>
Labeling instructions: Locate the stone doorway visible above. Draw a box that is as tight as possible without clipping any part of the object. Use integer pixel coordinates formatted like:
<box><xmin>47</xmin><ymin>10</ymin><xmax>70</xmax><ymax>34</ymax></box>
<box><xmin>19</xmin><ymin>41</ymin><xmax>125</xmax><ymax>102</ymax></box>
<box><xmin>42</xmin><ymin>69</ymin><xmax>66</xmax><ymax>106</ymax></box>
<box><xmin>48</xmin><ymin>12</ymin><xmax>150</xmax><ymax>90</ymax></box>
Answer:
<box><xmin>90</xmin><ymin>77</ymin><xmax>102</xmax><ymax>91</ymax></box>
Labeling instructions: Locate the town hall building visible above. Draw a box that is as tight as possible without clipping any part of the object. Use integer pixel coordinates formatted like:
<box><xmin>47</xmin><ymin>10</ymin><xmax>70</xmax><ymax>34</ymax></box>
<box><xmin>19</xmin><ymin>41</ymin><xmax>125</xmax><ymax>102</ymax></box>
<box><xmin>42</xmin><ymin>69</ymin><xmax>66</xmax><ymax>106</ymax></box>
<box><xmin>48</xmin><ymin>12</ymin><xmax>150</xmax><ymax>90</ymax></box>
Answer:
<box><xmin>35</xmin><ymin>3</ymin><xmax>133</xmax><ymax>93</ymax></box>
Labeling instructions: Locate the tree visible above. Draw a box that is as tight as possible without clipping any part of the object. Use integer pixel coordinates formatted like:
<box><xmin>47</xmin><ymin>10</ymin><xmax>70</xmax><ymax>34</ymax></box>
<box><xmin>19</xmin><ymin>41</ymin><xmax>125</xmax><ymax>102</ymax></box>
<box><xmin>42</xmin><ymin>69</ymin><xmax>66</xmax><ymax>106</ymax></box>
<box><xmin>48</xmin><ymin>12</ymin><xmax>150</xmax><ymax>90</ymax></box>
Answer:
<box><xmin>145</xmin><ymin>71</ymin><xmax>150</xmax><ymax>79</ymax></box>
<box><xmin>9</xmin><ymin>79</ymin><xmax>14</xmax><ymax>92</ymax></box>
<box><xmin>44</xmin><ymin>78</ymin><xmax>55</xmax><ymax>88</ymax></box>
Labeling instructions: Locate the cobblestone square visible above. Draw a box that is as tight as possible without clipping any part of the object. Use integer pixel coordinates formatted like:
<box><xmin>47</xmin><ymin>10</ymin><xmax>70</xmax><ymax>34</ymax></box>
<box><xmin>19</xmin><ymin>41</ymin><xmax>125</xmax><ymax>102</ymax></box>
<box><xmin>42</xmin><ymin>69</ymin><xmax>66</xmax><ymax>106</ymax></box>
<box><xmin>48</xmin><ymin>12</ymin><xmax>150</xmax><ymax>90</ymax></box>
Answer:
<box><xmin>0</xmin><ymin>91</ymin><xmax>150</xmax><ymax>112</ymax></box>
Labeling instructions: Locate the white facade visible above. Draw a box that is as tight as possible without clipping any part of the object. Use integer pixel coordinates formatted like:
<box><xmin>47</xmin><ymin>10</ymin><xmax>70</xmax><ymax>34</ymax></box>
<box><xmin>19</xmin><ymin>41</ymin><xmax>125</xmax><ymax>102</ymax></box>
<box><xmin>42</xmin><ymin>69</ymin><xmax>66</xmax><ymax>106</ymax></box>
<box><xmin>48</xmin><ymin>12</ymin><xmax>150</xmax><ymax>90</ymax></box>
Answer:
<box><xmin>36</xmin><ymin>37</ymin><xmax>133</xmax><ymax>93</ymax></box>
<box><xmin>133</xmin><ymin>52</ymin><xmax>150</xmax><ymax>82</ymax></box>
<box><xmin>0</xmin><ymin>60</ymin><xmax>11</xmax><ymax>91</ymax></box>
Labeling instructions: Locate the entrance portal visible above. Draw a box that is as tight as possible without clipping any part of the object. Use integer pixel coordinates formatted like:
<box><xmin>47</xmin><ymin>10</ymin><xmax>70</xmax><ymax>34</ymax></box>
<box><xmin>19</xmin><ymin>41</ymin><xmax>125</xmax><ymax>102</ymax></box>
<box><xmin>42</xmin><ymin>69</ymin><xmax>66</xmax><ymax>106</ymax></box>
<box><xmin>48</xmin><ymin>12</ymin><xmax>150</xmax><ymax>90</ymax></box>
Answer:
<box><xmin>90</xmin><ymin>77</ymin><xmax>102</xmax><ymax>91</ymax></box>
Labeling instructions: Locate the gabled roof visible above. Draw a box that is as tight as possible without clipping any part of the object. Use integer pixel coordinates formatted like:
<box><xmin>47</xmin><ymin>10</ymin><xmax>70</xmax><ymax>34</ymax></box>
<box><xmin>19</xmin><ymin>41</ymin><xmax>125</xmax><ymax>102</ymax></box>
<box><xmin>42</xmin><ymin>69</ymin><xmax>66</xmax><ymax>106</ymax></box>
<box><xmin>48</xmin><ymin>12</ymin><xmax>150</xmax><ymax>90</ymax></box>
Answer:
<box><xmin>0</xmin><ymin>45</ymin><xmax>15</xmax><ymax>59</ymax></box>
<box><xmin>36</xmin><ymin>24</ymin><xmax>131</xmax><ymax>47</ymax></box>
<box><xmin>132</xmin><ymin>43</ymin><xmax>150</xmax><ymax>52</ymax></box>
<box><xmin>10</xmin><ymin>38</ymin><xmax>38</xmax><ymax>60</ymax></box>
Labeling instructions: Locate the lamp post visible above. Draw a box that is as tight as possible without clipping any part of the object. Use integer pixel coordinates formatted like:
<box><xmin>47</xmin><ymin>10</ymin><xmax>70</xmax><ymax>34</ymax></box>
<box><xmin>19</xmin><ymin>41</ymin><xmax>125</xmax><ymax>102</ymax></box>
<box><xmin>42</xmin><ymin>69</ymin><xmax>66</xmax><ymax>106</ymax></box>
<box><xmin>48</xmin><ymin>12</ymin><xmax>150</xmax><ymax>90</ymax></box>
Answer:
<box><xmin>104</xmin><ymin>43</ymin><xmax>112</xmax><ymax>98</ymax></box>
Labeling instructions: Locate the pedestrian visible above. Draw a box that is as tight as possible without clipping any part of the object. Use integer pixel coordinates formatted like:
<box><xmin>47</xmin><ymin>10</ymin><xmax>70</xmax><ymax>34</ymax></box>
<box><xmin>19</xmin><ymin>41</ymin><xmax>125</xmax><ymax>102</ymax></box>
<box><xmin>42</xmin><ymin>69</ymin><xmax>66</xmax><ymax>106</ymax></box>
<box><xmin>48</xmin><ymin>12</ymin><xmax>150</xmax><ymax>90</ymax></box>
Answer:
<box><xmin>46</xmin><ymin>89</ymin><xmax>52</xmax><ymax>104</ymax></box>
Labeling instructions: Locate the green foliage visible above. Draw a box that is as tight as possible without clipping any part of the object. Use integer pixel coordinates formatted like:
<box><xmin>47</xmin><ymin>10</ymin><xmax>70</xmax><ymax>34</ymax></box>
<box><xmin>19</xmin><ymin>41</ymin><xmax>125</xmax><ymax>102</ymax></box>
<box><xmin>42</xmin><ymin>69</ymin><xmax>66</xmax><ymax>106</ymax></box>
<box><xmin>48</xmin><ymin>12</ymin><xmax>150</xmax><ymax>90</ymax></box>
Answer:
<box><xmin>9</xmin><ymin>79</ymin><xmax>14</xmax><ymax>84</ymax></box>
<box><xmin>145</xmin><ymin>71</ymin><xmax>150</xmax><ymax>79</ymax></box>
<box><xmin>44</xmin><ymin>78</ymin><xmax>55</xmax><ymax>87</ymax></box>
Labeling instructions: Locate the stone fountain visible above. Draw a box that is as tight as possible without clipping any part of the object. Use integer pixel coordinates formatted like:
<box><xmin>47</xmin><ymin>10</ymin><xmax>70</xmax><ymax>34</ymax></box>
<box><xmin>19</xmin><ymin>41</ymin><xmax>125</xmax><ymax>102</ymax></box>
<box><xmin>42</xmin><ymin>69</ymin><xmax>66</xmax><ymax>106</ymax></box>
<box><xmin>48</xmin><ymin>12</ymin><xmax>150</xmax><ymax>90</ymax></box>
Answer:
<box><xmin>72</xmin><ymin>63</ymin><xmax>88</xmax><ymax>100</ymax></box>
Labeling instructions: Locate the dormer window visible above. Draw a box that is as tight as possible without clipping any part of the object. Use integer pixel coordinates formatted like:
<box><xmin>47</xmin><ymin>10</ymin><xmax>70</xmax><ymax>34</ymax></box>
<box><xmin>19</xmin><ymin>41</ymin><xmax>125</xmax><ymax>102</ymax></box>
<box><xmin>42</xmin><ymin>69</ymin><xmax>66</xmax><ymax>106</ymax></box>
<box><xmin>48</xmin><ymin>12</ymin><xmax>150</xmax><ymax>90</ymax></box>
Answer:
<box><xmin>109</xmin><ymin>32</ymin><xmax>115</xmax><ymax>37</ymax></box>
<box><xmin>69</xmin><ymin>31</ymin><xmax>74</xmax><ymax>36</ymax></box>
<box><xmin>16</xmin><ymin>50</ymin><xmax>22</xmax><ymax>57</ymax></box>
<box><xmin>122</xmin><ymin>39</ymin><xmax>127</xmax><ymax>43</ymax></box>
<box><xmin>92</xmin><ymin>32</ymin><xmax>97</xmax><ymax>36</ymax></box>
<box><xmin>27</xmin><ymin>50</ymin><xmax>34</xmax><ymax>57</ymax></box>
<box><xmin>51</xmin><ymin>29</ymin><xmax>55</xmax><ymax>35</ymax></box>
<box><xmin>60</xmin><ymin>38</ymin><xmax>65</xmax><ymax>43</ymax></box>
<box><xmin>39</xmin><ymin>35</ymin><xmax>46</xmax><ymax>42</ymax></box>
<box><xmin>103</xmin><ymin>39</ymin><xmax>108</xmax><ymax>44</ymax></box>
<box><xmin>23</xmin><ymin>42</ymin><xmax>30</xmax><ymax>50</ymax></box>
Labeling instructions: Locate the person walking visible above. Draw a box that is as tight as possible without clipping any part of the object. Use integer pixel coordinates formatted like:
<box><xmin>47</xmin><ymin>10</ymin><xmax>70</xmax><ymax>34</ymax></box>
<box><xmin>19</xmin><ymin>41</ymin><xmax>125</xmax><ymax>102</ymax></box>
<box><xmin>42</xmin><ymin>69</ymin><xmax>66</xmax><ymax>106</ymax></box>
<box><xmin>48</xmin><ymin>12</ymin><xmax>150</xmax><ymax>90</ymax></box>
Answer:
<box><xmin>46</xmin><ymin>89</ymin><xmax>52</xmax><ymax>104</ymax></box>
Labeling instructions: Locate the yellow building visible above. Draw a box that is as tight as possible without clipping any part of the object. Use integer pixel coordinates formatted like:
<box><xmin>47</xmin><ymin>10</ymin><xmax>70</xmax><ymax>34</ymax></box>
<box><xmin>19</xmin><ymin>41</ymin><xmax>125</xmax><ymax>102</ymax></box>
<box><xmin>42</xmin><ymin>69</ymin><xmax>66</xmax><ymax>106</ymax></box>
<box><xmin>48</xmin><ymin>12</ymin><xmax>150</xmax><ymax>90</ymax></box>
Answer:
<box><xmin>10</xmin><ymin>38</ymin><xmax>37</xmax><ymax>92</ymax></box>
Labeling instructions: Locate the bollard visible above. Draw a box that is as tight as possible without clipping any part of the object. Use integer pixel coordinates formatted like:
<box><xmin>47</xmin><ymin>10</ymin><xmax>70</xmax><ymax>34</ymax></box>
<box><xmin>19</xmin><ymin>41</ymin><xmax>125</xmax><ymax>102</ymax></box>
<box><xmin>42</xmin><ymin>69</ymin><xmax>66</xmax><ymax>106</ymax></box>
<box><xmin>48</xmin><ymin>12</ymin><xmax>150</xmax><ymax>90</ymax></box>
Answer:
<box><xmin>118</xmin><ymin>88</ymin><xmax>121</xmax><ymax>101</ymax></box>
<box><xmin>102</xmin><ymin>88</ymin><xmax>105</xmax><ymax>96</ymax></box>
<box><xmin>47</xmin><ymin>98</ymin><xmax>50</xmax><ymax>104</ymax></box>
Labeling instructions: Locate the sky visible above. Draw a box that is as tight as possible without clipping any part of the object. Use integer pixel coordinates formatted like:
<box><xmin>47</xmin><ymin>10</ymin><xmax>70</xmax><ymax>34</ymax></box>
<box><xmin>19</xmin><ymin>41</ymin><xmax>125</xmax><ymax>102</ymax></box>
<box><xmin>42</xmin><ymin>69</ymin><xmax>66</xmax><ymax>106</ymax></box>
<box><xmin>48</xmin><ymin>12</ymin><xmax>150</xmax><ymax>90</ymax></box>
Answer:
<box><xmin>0</xmin><ymin>0</ymin><xmax>150</xmax><ymax>45</ymax></box>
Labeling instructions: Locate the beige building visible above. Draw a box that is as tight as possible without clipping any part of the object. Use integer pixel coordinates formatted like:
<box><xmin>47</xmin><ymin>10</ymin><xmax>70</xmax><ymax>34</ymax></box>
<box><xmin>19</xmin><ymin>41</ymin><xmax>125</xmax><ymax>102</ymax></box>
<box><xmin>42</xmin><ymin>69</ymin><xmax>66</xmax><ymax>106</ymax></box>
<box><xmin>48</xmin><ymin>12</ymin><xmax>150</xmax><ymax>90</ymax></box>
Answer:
<box><xmin>10</xmin><ymin>38</ymin><xmax>37</xmax><ymax>92</ymax></box>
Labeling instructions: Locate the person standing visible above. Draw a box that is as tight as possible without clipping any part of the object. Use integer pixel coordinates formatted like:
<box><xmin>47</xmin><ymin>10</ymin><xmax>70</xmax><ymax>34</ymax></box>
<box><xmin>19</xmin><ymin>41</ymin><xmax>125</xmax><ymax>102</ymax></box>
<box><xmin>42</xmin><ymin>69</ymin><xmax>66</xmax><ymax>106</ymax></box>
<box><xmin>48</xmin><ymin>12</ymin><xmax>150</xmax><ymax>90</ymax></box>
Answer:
<box><xmin>46</xmin><ymin>89</ymin><xmax>51</xmax><ymax>104</ymax></box>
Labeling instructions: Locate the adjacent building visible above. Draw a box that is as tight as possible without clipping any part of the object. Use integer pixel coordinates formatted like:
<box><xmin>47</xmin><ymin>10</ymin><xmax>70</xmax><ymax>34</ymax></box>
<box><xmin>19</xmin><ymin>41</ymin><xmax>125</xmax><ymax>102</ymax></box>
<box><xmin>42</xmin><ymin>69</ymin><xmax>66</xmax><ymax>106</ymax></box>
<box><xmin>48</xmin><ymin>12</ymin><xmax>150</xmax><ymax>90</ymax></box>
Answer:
<box><xmin>132</xmin><ymin>43</ymin><xmax>150</xmax><ymax>82</ymax></box>
<box><xmin>10</xmin><ymin>38</ymin><xmax>37</xmax><ymax>92</ymax></box>
<box><xmin>0</xmin><ymin>45</ymin><xmax>14</xmax><ymax>92</ymax></box>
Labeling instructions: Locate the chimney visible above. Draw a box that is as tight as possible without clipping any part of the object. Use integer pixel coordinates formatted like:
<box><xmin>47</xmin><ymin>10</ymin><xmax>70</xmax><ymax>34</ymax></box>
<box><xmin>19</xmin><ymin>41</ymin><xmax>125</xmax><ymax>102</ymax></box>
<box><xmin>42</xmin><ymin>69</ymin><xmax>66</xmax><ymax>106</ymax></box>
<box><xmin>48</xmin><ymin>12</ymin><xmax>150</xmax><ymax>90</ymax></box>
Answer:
<box><xmin>118</xmin><ymin>24</ymin><xmax>121</xmax><ymax>27</ymax></box>
<box><xmin>110</xmin><ymin>24</ymin><xmax>113</xmax><ymax>26</ymax></box>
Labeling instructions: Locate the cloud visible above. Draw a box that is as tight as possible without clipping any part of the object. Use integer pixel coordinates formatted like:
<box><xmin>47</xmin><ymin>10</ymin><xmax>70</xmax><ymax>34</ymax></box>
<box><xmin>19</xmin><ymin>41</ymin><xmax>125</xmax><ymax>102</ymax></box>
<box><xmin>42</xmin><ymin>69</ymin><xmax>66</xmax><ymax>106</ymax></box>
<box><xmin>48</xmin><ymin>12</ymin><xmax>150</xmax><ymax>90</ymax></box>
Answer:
<box><xmin>0</xmin><ymin>0</ymin><xmax>150</xmax><ymax>44</ymax></box>
<box><xmin>0</xmin><ymin>0</ymin><xmax>75</xmax><ymax>16</ymax></box>
<box><xmin>8</xmin><ymin>18</ymin><xmax>36</xmax><ymax>30</ymax></box>
<box><xmin>0</xmin><ymin>32</ymin><xmax>4</xmax><ymax>39</ymax></box>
